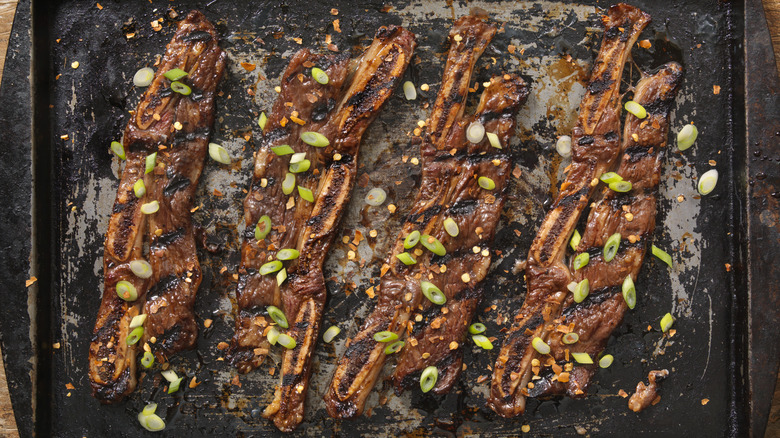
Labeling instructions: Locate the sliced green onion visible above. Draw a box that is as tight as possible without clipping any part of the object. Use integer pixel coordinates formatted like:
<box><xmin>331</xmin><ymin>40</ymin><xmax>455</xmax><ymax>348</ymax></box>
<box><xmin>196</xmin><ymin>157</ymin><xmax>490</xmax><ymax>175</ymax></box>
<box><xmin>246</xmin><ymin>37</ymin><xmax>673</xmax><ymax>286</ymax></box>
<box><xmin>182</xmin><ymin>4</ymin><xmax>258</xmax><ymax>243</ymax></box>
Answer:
<box><xmin>468</xmin><ymin>323</ymin><xmax>486</xmax><ymax>334</ymax></box>
<box><xmin>403</xmin><ymin>230</ymin><xmax>420</xmax><ymax>249</ymax></box>
<box><xmin>421</xmin><ymin>281</ymin><xmax>446</xmax><ymax>305</ymax></box>
<box><xmin>651</xmin><ymin>244</ymin><xmax>673</xmax><ymax>267</ymax></box>
<box><xmin>133</xmin><ymin>179</ymin><xmax>146</xmax><ymax>198</ymax></box>
<box><xmin>298</xmin><ymin>186</ymin><xmax>314</xmax><ymax>202</ymax></box>
<box><xmin>562</xmin><ymin>332</ymin><xmax>579</xmax><ymax>344</ymax></box>
<box><xmin>271</xmin><ymin>144</ymin><xmax>294</xmax><ymax>155</ymax></box>
<box><xmin>660</xmin><ymin>313</ymin><xmax>674</xmax><ymax>332</ymax></box>
<box><xmin>168</xmin><ymin>377</ymin><xmax>184</xmax><ymax>394</ymax></box>
<box><xmin>323</xmin><ymin>325</ymin><xmax>341</xmax><ymax>343</ymax></box>
<box><xmin>599</xmin><ymin>354</ymin><xmax>614</xmax><ymax>368</ymax></box>
<box><xmin>267</xmin><ymin>326</ymin><xmax>280</xmax><ymax>345</ymax></box>
<box><xmin>277</xmin><ymin>248</ymin><xmax>300</xmax><ymax>261</ymax></box>
<box><xmin>373</xmin><ymin>331</ymin><xmax>398</xmax><ymax>343</ymax></box>
<box><xmin>170</xmin><ymin>81</ymin><xmax>191</xmax><ymax>96</ymax></box>
<box><xmin>311</xmin><ymin>67</ymin><xmax>329</xmax><ymax>84</ymax></box>
<box><xmin>301</xmin><ymin>131</ymin><xmax>330</xmax><ymax>147</ymax></box>
<box><xmin>486</xmin><ymin>132</ymin><xmax>502</xmax><ymax>149</ymax></box>
<box><xmin>282</xmin><ymin>172</ymin><xmax>296</xmax><ymax>195</ymax></box>
<box><xmin>395</xmin><ymin>252</ymin><xmax>417</xmax><ymax>265</ymax></box>
<box><xmin>289</xmin><ymin>159</ymin><xmax>311</xmax><ymax>173</ymax></box>
<box><xmin>420</xmin><ymin>366</ymin><xmax>438</xmax><ymax>393</ymax></box>
<box><xmin>403</xmin><ymin>81</ymin><xmax>417</xmax><ymax>100</ymax></box>
<box><xmin>532</xmin><ymin>337</ymin><xmax>550</xmax><ymax>355</ymax></box>
<box><xmin>141</xmin><ymin>351</ymin><xmax>155</xmax><ymax>368</ymax></box>
<box><xmin>141</xmin><ymin>201</ymin><xmax>159</xmax><ymax>214</ymax></box>
<box><xmin>142</xmin><ymin>403</ymin><xmax>158</xmax><ymax>417</ymax></box>
<box><xmin>259</xmin><ymin>260</ymin><xmax>283</xmax><ymax>275</ymax></box>
<box><xmin>677</xmin><ymin>124</ymin><xmax>698</xmax><ymax>151</ymax></box>
<box><xmin>277</xmin><ymin>333</ymin><xmax>297</xmax><ymax>349</ymax></box>
<box><xmin>567</xmin><ymin>281</ymin><xmax>578</xmax><ymax>293</ymax></box>
<box><xmin>478</xmin><ymin>176</ymin><xmax>495</xmax><ymax>190</ymax></box>
<box><xmin>138</xmin><ymin>410</ymin><xmax>166</xmax><ymax>432</ymax></box>
<box><xmin>603</xmin><ymin>233</ymin><xmax>621</xmax><ymax>262</ymax></box>
<box><xmin>443</xmin><ymin>218</ymin><xmax>459</xmax><ymax>237</ymax></box>
<box><xmin>571</xmin><ymin>352</ymin><xmax>594</xmax><ymax>364</ymax></box>
<box><xmin>129</xmin><ymin>314</ymin><xmax>147</xmax><ymax>329</ymax></box>
<box><xmin>161</xmin><ymin>369</ymin><xmax>178</xmax><ymax>383</ymax></box>
<box><xmin>698</xmin><ymin>169</ymin><xmax>718</xmax><ymax>195</ymax></box>
<box><xmin>624</xmin><ymin>100</ymin><xmax>647</xmax><ymax>119</ymax></box>
<box><xmin>570</xmin><ymin>229</ymin><xmax>582</xmax><ymax>251</ymax></box>
<box><xmin>258</xmin><ymin>112</ymin><xmax>268</xmax><ymax>131</ymax></box>
<box><xmin>125</xmin><ymin>326</ymin><xmax>144</xmax><ymax>345</ymax></box>
<box><xmin>116</xmin><ymin>280</ymin><xmax>138</xmax><ymax>301</ymax></box>
<box><xmin>472</xmin><ymin>334</ymin><xmax>494</xmax><ymax>350</ymax></box>
<box><xmin>556</xmin><ymin>135</ymin><xmax>571</xmax><ymax>157</ymax></box>
<box><xmin>609</xmin><ymin>180</ymin><xmax>633</xmax><ymax>193</ymax></box>
<box><xmin>599</xmin><ymin>172</ymin><xmax>623</xmax><ymax>184</ymax></box>
<box><xmin>145</xmin><ymin>152</ymin><xmax>157</xmax><ymax>174</ymax></box>
<box><xmin>420</xmin><ymin>234</ymin><xmax>446</xmax><ymax>256</ymax></box>
<box><xmin>110</xmin><ymin>141</ymin><xmax>126</xmax><ymax>160</ymax></box>
<box><xmin>133</xmin><ymin>67</ymin><xmax>154</xmax><ymax>87</ymax></box>
<box><xmin>622</xmin><ymin>275</ymin><xmax>636</xmax><ymax>309</ymax></box>
<box><xmin>573</xmin><ymin>252</ymin><xmax>589</xmax><ymax>270</ymax></box>
<box><xmin>208</xmin><ymin>143</ymin><xmax>231</xmax><ymax>164</ymax></box>
<box><xmin>266</xmin><ymin>305</ymin><xmax>289</xmax><ymax>329</ymax></box>
<box><xmin>466</xmin><ymin>121</ymin><xmax>485</xmax><ymax>143</ymax></box>
<box><xmin>573</xmin><ymin>278</ymin><xmax>590</xmax><ymax>303</ymax></box>
<box><xmin>290</xmin><ymin>152</ymin><xmax>307</xmax><ymax>164</ymax></box>
<box><xmin>130</xmin><ymin>260</ymin><xmax>153</xmax><ymax>279</ymax></box>
<box><xmin>276</xmin><ymin>268</ymin><xmax>287</xmax><ymax>286</ymax></box>
<box><xmin>365</xmin><ymin>187</ymin><xmax>387</xmax><ymax>206</ymax></box>
<box><xmin>163</xmin><ymin>68</ymin><xmax>188</xmax><ymax>81</ymax></box>
<box><xmin>255</xmin><ymin>215</ymin><xmax>272</xmax><ymax>240</ymax></box>
<box><xmin>385</xmin><ymin>340</ymin><xmax>405</xmax><ymax>355</ymax></box>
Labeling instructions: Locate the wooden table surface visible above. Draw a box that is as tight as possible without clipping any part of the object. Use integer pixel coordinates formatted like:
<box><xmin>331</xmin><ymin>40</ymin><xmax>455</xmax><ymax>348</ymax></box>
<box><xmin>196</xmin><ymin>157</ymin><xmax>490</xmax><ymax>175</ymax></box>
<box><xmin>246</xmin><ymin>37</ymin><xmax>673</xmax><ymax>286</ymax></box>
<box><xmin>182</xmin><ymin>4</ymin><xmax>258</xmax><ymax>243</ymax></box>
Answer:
<box><xmin>0</xmin><ymin>1</ymin><xmax>777</xmax><ymax>437</ymax></box>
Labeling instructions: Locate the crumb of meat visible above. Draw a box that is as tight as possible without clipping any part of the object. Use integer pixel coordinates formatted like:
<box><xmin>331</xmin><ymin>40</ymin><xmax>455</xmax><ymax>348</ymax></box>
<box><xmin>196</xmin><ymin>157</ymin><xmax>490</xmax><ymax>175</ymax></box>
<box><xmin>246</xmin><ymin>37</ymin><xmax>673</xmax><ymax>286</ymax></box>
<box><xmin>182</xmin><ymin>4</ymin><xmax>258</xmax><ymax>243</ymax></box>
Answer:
<box><xmin>628</xmin><ymin>369</ymin><xmax>669</xmax><ymax>412</ymax></box>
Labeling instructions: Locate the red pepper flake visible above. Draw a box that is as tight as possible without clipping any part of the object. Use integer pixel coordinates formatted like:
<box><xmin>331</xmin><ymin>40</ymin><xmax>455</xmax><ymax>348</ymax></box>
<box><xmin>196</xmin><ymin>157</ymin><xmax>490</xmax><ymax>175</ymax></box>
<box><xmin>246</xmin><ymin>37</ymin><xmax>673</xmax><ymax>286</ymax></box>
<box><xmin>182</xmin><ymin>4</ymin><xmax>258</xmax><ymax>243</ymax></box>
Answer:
<box><xmin>240</xmin><ymin>62</ymin><xmax>256</xmax><ymax>71</ymax></box>
<box><xmin>327</xmin><ymin>43</ymin><xmax>339</xmax><ymax>52</ymax></box>
<box><xmin>231</xmin><ymin>374</ymin><xmax>241</xmax><ymax>387</ymax></box>
<box><xmin>65</xmin><ymin>383</ymin><xmax>75</xmax><ymax>390</ymax></box>
<box><xmin>713</xmin><ymin>85</ymin><xmax>721</xmax><ymax>95</ymax></box>
<box><xmin>366</xmin><ymin>286</ymin><xmax>375</xmax><ymax>299</ymax></box>
<box><xmin>701</xmin><ymin>398</ymin><xmax>709</xmax><ymax>405</ymax></box>
<box><xmin>725</xmin><ymin>263</ymin><xmax>732</xmax><ymax>272</ymax></box>
<box><xmin>638</xmin><ymin>39</ymin><xmax>651</xmax><ymax>49</ymax></box>
<box><xmin>507</xmin><ymin>44</ymin><xmax>516</xmax><ymax>54</ymax></box>
<box><xmin>330</xmin><ymin>8</ymin><xmax>339</xmax><ymax>15</ymax></box>
<box><xmin>333</xmin><ymin>19</ymin><xmax>341</xmax><ymax>33</ymax></box>
<box><xmin>96</xmin><ymin>3</ymin><xmax>103</xmax><ymax>9</ymax></box>
<box><xmin>618</xmin><ymin>389</ymin><xmax>628</xmax><ymax>398</ymax></box>
<box><xmin>512</xmin><ymin>166</ymin><xmax>522</xmax><ymax>179</ymax></box>
<box><xmin>26</xmin><ymin>277</ymin><xmax>38</xmax><ymax>287</ymax></box>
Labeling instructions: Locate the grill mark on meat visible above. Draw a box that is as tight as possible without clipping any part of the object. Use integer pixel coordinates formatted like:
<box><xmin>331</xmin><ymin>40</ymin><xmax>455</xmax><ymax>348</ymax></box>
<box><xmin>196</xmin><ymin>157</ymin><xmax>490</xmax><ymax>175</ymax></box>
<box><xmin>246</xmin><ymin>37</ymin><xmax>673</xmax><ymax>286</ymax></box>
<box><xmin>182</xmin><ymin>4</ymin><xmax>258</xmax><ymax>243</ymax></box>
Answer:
<box><xmin>325</xmin><ymin>16</ymin><xmax>529</xmax><ymax>418</ymax></box>
<box><xmin>88</xmin><ymin>11</ymin><xmax>226</xmax><ymax>403</ymax></box>
<box><xmin>488</xmin><ymin>4</ymin><xmax>651</xmax><ymax>418</ymax></box>
<box><xmin>240</xmin><ymin>26</ymin><xmax>415</xmax><ymax>433</ymax></box>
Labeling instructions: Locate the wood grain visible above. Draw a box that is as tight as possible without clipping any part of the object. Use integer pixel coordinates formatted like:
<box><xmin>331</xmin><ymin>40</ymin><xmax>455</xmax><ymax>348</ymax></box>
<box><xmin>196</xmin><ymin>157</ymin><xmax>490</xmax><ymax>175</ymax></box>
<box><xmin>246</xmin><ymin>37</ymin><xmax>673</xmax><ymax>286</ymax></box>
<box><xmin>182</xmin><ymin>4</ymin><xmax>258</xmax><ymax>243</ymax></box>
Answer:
<box><xmin>0</xmin><ymin>1</ymin><xmax>776</xmax><ymax>437</ymax></box>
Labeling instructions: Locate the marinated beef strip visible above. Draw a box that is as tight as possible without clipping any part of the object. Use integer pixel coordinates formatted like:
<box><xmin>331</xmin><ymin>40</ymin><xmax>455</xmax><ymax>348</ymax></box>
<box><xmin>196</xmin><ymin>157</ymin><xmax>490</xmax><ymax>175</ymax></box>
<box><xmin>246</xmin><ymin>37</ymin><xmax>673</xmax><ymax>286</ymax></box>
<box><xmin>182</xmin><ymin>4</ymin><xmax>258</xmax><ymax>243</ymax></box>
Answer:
<box><xmin>391</xmin><ymin>74</ymin><xmax>528</xmax><ymax>394</ymax></box>
<box><xmin>488</xmin><ymin>4</ymin><xmax>650</xmax><ymax>418</ymax></box>
<box><xmin>324</xmin><ymin>16</ymin><xmax>497</xmax><ymax>419</ymax></box>
<box><xmin>88</xmin><ymin>11</ymin><xmax>226</xmax><ymax>402</ymax></box>
<box><xmin>228</xmin><ymin>50</ymin><xmax>352</xmax><ymax>374</ymax></box>
<box><xmin>531</xmin><ymin>63</ymin><xmax>683</xmax><ymax>399</ymax></box>
<box><xmin>262</xmin><ymin>26</ymin><xmax>416</xmax><ymax>432</ymax></box>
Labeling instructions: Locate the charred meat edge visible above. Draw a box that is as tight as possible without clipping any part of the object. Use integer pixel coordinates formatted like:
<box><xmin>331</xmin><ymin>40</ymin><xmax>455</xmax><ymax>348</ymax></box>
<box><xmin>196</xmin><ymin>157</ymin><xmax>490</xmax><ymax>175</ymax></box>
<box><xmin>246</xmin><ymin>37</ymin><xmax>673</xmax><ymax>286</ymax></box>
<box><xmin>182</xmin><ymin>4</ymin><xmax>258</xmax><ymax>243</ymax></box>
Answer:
<box><xmin>390</xmin><ymin>74</ymin><xmax>529</xmax><ymax>395</ymax></box>
<box><xmin>228</xmin><ymin>49</ymin><xmax>352</xmax><ymax>373</ymax></box>
<box><xmin>88</xmin><ymin>11</ymin><xmax>225</xmax><ymax>403</ymax></box>
<box><xmin>324</xmin><ymin>16</ymin><xmax>497</xmax><ymax>420</ymax></box>
<box><xmin>528</xmin><ymin>63</ymin><xmax>683</xmax><ymax>400</ymax></box>
<box><xmin>260</xmin><ymin>25</ymin><xmax>416</xmax><ymax>432</ymax></box>
<box><xmin>488</xmin><ymin>3</ymin><xmax>650</xmax><ymax>418</ymax></box>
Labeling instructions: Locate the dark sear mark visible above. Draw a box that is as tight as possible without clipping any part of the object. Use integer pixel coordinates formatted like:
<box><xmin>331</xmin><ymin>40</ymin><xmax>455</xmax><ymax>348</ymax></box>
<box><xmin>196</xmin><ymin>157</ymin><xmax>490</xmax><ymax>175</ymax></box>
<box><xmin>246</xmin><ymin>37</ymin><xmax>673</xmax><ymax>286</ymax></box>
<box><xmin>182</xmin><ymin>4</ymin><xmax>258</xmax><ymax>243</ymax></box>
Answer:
<box><xmin>489</xmin><ymin>4</ymin><xmax>653</xmax><ymax>418</ymax></box>
<box><xmin>88</xmin><ymin>11</ymin><xmax>226</xmax><ymax>403</ymax></box>
<box><xmin>325</xmin><ymin>15</ymin><xmax>529</xmax><ymax>419</ymax></box>
<box><xmin>229</xmin><ymin>25</ymin><xmax>415</xmax><ymax>433</ymax></box>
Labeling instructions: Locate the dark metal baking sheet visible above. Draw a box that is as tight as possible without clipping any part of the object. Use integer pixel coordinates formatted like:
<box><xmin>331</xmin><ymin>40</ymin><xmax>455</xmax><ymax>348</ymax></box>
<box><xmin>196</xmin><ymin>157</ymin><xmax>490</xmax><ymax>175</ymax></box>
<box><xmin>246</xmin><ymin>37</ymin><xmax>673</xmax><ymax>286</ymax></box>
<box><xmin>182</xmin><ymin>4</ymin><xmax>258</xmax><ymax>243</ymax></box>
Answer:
<box><xmin>0</xmin><ymin>0</ymin><xmax>777</xmax><ymax>436</ymax></box>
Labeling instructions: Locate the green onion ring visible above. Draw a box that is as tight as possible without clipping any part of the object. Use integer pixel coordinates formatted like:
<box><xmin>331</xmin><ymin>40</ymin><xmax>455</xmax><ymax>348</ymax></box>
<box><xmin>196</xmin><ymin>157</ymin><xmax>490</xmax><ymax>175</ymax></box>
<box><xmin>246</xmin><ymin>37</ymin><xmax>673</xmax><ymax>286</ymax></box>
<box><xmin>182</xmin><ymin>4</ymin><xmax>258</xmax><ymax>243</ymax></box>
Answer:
<box><xmin>573</xmin><ymin>278</ymin><xmax>590</xmax><ymax>303</ymax></box>
<box><xmin>142</xmin><ymin>403</ymin><xmax>158</xmax><ymax>417</ymax></box>
<box><xmin>110</xmin><ymin>141</ymin><xmax>126</xmax><ymax>160</ymax></box>
<box><xmin>420</xmin><ymin>281</ymin><xmax>446</xmax><ymax>305</ymax></box>
<box><xmin>130</xmin><ymin>260</ymin><xmax>153</xmax><ymax>279</ymax></box>
<box><xmin>133</xmin><ymin>67</ymin><xmax>154</xmax><ymax>87</ymax></box>
<box><xmin>116</xmin><ymin>280</ymin><xmax>138</xmax><ymax>301</ymax></box>
<box><xmin>208</xmin><ymin>143</ymin><xmax>231</xmax><ymax>164</ymax></box>
<box><xmin>141</xmin><ymin>201</ymin><xmax>159</xmax><ymax>214</ymax></box>
<box><xmin>609</xmin><ymin>180</ymin><xmax>633</xmax><ymax>193</ymax></box>
<box><xmin>402</xmin><ymin>81</ymin><xmax>417</xmax><ymax>100</ymax></box>
<box><xmin>289</xmin><ymin>159</ymin><xmax>311</xmax><ymax>174</ymax></box>
<box><xmin>622</xmin><ymin>275</ymin><xmax>636</xmax><ymax>309</ymax></box>
<box><xmin>562</xmin><ymin>332</ymin><xmax>579</xmax><ymax>344</ymax></box>
<box><xmin>472</xmin><ymin>334</ymin><xmax>493</xmax><ymax>350</ymax></box>
<box><xmin>443</xmin><ymin>217</ymin><xmax>459</xmax><ymax>237</ymax></box>
<box><xmin>420</xmin><ymin>234</ymin><xmax>446</xmax><ymax>256</ymax></box>
<box><xmin>300</xmin><ymin>131</ymin><xmax>330</xmax><ymax>147</ymax></box>
<box><xmin>167</xmin><ymin>377</ymin><xmax>183</xmax><ymax>394</ymax></box>
<box><xmin>170</xmin><ymin>81</ymin><xmax>191</xmax><ymax>96</ymax></box>
<box><xmin>258</xmin><ymin>112</ymin><xmax>268</xmax><ymax>131</ymax></box>
<box><xmin>259</xmin><ymin>260</ymin><xmax>283</xmax><ymax>275</ymax></box>
<box><xmin>138</xmin><ymin>410</ymin><xmax>166</xmax><ymax>432</ymax></box>
<box><xmin>532</xmin><ymin>337</ymin><xmax>550</xmax><ymax>355</ymax></box>
<box><xmin>395</xmin><ymin>252</ymin><xmax>417</xmax><ymax>265</ymax></box>
<box><xmin>276</xmin><ymin>268</ymin><xmax>287</xmax><ymax>286</ymax></box>
<box><xmin>267</xmin><ymin>326</ymin><xmax>280</xmax><ymax>345</ymax></box>
<box><xmin>373</xmin><ymin>331</ymin><xmax>398</xmax><ymax>343</ymax></box>
<box><xmin>323</xmin><ymin>325</ymin><xmax>341</xmax><ymax>343</ymax></box>
<box><xmin>255</xmin><ymin>215</ymin><xmax>272</xmax><ymax>241</ymax></box>
<box><xmin>266</xmin><ymin>305</ymin><xmax>289</xmax><ymax>329</ymax></box>
<box><xmin>420</xmin><ymin>366</ymin><xmax>438</xmax><ymax>393</ymax></box>
<box><xmin>272</xmin><ymin>144</ymin><xmax>294</xmax><ymax>155</ymax></box>
<box><xmin>677</xmin><ymin>124</ymin><xmax>698</xmax><ymax>151</ymax></box>
<box><xmin>571</xmin><ymin>352</ymin><xmax>593</xmax><ymax>364</ymax></box>
<box><xmin>163</xmin><ymin>68</ymin><xmax>188</xmax><ymax>81</ymax></box>
<box><xmin>603</xmin><ymin>233</ymin><xmax>621</xmax><ymax>262</ymax></box>
<box><xmin>384</xmin><ymin>340</ymin><xmax>405</xmax><ymax>355</ymax></box>
<box><xmin>570</xmin><ymin>229</ymin><xmax>581</xmax><ymax>251</ymax></box>
<box><xmin>624</xmin><ymin>100</ymin><xmax>647</xmax><ymax>119</ymax></box>
<box><xmin>290</xmin><ymin>152</ymin><xmax>306</xmax><ymax>164</ymax></box>
<box><xmin>486</xmin><ymin>132</ymin><xmax>502</xmax><ymax>149</ymax></box>
<box><xmin>277</xmin><ymin>248</ymin><xmax>300</xmax><ymax>261</ymax></box>
<box><xmin>298</xmin><ymin>186</ymin><xmax>314</xmax><ymax>202</ymax></box>
<box><xmin>282</xmin><ymin>172</ymin><xmax>296</xmax><ymax>195</ymax></box>
<box><xmin>572</xmin><ymin>252</ymin><xmax>589</xmax><ymax>270</ymax></box>
<box><xmin>660</xmin><ymin>313</ymin><xmax>674</xmax><ymax>332</ymax></box>
<box><xmin>478</xmin><ymin>176</ymin><xmax>496</xmax><ymax>190</ymax></box>
<box><xmin>599</xmin><ymin>354</ymin><xmax>614</xmax><ymax>368</ymax></box>
<box><xmin>125</xmin><ymin>326</ymin><xmax>144</xmax><ymax>345</ymax></box>
<box><xmin>141</xmin><ymin>351</ymin><xmax>155</xmax><ymax>368</ymax></box>
<box><xmin>311</xmin><ymin>67</ymin><xmax>329</xmax><ymax>85</ymax></box>
<box><xmin>651</xmin><ymin>244</ymin><xmax>673</xmax><ymax>267</ymax></box>
<box><xmin>133</xmin><ymin>179</ymin><xmax>146</xmax><ymax>198</ymax></box>
<box><xmin>468</xmin><ymin>323</ymin><xmax>486</xmax><ymax>334</ymax></box>
<box><xmin>466</xmin><ymin>121</ymin><xmax>485</xmax><ymax>144</ymax></box>
<box><xmin>365</xmin><ymin>187</ymin><xmax>387</xmax><ymax>206</ymax></box>
<box><xmin>129</xmin><ymin>314</ymin><xmax>147</xmax><ymax>328</ymax></box>
<box><xmin>403</xmin><ymin>230</ymin><xmax>420</xmax><ymax>249</ymax></box>
<box><xmin>698</xmin><ymin>169</ymin><xmax>718</xmax><ymax>195</ymax></box>
<box><xmin>599</xmin><ymin>172</ymin><xmax>623</xmax><ymax>184</ymax></box>
<box><xmin>277</xmin><ymin>333</ymin><xmax>297</xmax><ymax>349</ymax></box>
<box><xmin>145</xmin><ymin>152</ymin><xmax>157</xmax><ymax>174</ymax></box>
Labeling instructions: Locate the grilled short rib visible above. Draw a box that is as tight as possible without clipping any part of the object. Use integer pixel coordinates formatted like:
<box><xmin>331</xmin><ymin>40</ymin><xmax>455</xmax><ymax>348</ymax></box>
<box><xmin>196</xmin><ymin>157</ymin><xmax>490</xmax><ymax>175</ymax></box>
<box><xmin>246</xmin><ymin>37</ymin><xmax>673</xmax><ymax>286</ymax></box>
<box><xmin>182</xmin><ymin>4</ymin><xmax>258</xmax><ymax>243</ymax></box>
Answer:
<box><xmin>325</xmin><ymin>15</ymin><xmax>528</xmax><ymax>419</ymax></box>
<box><xmin>488</xmin><ymin>3</ymin><xmax>651</xmax><ymax>417</ymax></box>
<box><xmin>89</xmin><ymin>11</ymin><xmax>226</xmax><ymax>403</ymax></box>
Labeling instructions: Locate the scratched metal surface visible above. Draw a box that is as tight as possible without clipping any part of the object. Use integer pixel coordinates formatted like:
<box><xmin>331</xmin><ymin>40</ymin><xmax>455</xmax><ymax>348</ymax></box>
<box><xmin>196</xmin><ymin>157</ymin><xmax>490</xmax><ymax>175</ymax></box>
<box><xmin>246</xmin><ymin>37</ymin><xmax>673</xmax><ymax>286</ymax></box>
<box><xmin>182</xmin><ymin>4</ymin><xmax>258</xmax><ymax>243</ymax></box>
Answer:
<box><xmin>0</xmin><ymin>0</ymin><xmax>749</xmax><ymax>436</ymax></box>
